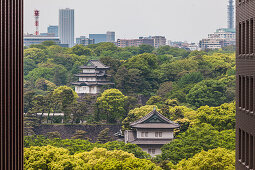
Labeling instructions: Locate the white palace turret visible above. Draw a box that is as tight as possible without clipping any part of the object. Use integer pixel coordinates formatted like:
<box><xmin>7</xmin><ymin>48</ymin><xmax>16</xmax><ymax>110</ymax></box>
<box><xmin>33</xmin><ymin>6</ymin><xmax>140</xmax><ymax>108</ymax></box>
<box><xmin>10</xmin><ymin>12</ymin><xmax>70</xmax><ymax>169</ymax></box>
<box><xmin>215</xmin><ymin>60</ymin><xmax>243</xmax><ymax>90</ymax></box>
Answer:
<box><xmin>72</xmin><ymin>60</ymin><xmax>114</xmax><ymax>94</ymax></box>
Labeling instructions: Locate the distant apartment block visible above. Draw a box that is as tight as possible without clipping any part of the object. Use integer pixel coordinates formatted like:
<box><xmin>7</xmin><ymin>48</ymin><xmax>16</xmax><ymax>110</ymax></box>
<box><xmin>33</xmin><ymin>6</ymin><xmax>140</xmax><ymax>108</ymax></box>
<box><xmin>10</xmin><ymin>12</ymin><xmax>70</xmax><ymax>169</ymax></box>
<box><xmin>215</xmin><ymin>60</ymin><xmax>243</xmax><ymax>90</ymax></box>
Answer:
<box><xmin>47</xmin><ymin>25</ymin><xmax>58</xmax><ymax>37</ymax></box>
<box><xmin>199</xmin><ymin>28</ymin><xmax>236</xmax><ymax>50</ymax></box>
<box><xmin>117</xmin><ymin>38</ymin><xmax>154</xmax><ymax>48</ymax></box>
<box><xmin>24</xmin><ymin>34</ymin><xmax>60</xmax><ymax>47</ymax></box>
<box><xmin>59</xmin><ymin>8</ymin><xmax>75</xmax><ymax>47</ymax></box>
<box><xmin>76</xmin><ymin>36</ymin><xmax>95</xmax><ymax>46</ymax></box>
<box><xmin>139</xmin><ymin>36</ymin><xmax>166</xmax><ymax>48</ymax></box>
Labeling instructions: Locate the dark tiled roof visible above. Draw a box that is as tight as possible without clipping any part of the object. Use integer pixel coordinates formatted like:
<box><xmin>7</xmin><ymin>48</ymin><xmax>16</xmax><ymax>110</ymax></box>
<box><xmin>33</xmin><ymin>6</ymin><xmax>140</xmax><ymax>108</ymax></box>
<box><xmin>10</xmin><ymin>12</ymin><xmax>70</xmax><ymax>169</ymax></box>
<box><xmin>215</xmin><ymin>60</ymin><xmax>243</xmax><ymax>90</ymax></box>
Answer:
<box><xmin>80</xmin><ymin>60</ymin><xmax>109</xmax><ymax>69</ymax></box>
<box><xmin>130</xmin><ymin>109</ymin><xmax>179</xmax><ymax>129</ymax></box>
<box><xmin>132</xmin><ymin>123</ymin><xmax>179</xmax><ymax>129</ymax></box>
<box><xmin>72</xmin><ymin>81</ymin><xmax>115</xmax><ymax>86</ymax></box>
<box><xmin>130</xmin><ymin>139</ymin><xmax>173</xmax><ymax>145</ymax></box>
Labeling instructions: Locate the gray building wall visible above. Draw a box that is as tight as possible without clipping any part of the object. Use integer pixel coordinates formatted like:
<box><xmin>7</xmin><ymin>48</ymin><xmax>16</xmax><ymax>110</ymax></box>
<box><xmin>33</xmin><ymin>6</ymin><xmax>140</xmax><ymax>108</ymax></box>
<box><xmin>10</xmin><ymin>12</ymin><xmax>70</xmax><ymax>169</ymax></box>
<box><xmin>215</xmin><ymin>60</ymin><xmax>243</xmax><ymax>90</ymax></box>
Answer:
<box><xmin>59</xmin><ymin>8</ymin><xmax>74</xmax><ymax>47</ymax></box>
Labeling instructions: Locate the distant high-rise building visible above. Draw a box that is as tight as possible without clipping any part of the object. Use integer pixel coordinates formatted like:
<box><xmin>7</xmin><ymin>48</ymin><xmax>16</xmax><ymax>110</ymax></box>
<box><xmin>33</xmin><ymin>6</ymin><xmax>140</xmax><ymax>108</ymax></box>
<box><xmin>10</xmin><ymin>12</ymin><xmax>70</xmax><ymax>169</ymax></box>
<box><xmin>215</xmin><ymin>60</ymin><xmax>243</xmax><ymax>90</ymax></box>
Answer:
<box><xmin>228</xmin><ymin>0</ymin><xmax>234</xmax><ymax>29</ymax></box>
<box><xmin>151</xmin><ymin>36</ymin><xmax>166</xmax><ymax>48</ymax></box>
<box><xmin>59</xmin><ymin>8</ymin><xmax>74</xmax><ymax>47</ymax></box>
<box><xmin>106</xmin><ymin>31</ymin><xmax>115</xmax><ymax>42</ymax></box>
<box><xmin>48</xmin><ymin>25</ymin><xmax>58</xmax><ymax>37</ymax></box>
<box><xmin>89</xmin><ymin>34</ymin><xmax>107</xmax><ymax>44</ymax></box>
<box><xmin>76</xmin><ymin>36</ymin><xmax>95</xmax><ymax>46</ymax></box>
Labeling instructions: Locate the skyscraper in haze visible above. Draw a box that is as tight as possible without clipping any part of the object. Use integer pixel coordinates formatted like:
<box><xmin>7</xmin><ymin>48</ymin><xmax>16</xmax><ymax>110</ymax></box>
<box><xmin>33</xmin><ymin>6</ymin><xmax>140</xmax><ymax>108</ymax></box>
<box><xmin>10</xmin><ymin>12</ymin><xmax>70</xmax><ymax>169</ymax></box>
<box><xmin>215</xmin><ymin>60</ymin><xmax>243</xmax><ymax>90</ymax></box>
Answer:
<box><xmin>228</xmin><ymin>0</ymin><xmax>234</xmax><ymax>29</ymax></box>
<box><xmin>59</xmin><ymin>8</ymin><xmax>74</xmax><ymax>47</ymax></box>
<box><xmin>106</xmin><ymin>31</ymin><xmax>115</xmax><ymax>42</ymax></box>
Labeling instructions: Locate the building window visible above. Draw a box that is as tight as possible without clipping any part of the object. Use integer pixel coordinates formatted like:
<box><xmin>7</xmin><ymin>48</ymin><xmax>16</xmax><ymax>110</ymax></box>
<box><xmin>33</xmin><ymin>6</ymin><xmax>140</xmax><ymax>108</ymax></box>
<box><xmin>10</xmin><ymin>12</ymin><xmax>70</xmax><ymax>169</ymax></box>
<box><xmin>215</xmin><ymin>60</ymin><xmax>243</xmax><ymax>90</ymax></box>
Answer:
<box><xmin>242</xmin><ymin>76</ymin><xmax>246</xmax><ymax>109</ymax></box>
<box><xmin>142</xmin><ymin>132</ymin><xmax>149</xmax><ymax>137</ymax></box>
<box><xmin>155</xmin><ymin>132</ymin><xmax>162</xmax><ymax>137</ymax></box>
<box><xmin>250</xmin><ymin>77</ymin><xmax>254</xmax><ymax>112</ymax></box>
<box><xmin>247</xmin><ymin>20</ymin><xmax>250</xmax><ymax>54</ymax></box>
<box><xmin>243</xmin><ymin>22</ymin><xmax>246</xmax><ymax>54</ymax></box>
<box><xmin>148</xmin><ymin>149</ymin><xmax>155</xmax><ymax>154</ymax></box>
<box><xmin>239</xmin><ymin>75</ymin><xmax>242</xmax><ymax>108</ymax></box>
<box><xmin>246</xmin><ymin>77</ymin><xmax>250</xmax><ymax>110</ymax></box>
<box><xmin>250</xmin><ymin>135</ymin><xmax>254</xmax><ymax>169</ymax></box>
<box><xmin>251</xmin><ymin>19</ymin><xmax>254</xmax><ymax>54</ymax></box>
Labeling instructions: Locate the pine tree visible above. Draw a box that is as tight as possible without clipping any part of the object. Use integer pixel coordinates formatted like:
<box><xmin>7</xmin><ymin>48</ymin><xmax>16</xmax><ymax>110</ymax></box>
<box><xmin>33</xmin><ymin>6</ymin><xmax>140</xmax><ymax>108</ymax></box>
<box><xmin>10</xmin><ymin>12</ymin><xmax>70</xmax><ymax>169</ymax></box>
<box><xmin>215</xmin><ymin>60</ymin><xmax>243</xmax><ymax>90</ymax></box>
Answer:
<box><xmin>97</xmin><ymin>128</ymin><xmax>111</xmax><ymax>143</ymax></box>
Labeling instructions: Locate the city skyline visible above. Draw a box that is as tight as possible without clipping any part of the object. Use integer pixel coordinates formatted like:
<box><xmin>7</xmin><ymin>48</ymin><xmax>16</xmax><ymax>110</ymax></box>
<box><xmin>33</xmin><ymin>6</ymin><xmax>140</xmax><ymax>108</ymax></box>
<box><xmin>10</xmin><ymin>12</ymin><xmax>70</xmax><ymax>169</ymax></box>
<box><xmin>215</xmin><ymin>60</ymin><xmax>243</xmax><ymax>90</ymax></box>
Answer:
<box><xmin>24</xmin><ymin>0</ymin><xmax>231</xmax><ymax>43</ymax></box>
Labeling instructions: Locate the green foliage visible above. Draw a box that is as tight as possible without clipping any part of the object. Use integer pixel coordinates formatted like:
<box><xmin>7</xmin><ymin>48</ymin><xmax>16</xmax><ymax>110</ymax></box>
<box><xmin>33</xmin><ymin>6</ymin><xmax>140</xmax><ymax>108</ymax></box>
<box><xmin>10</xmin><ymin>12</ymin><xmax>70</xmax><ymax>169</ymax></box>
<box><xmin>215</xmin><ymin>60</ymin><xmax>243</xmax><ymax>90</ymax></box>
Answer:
<box><xmin>156</xmin><ymin>46</ymin><xmax>189</xmax><ymax>58</ymax></box>
<box><xmin>97</xmin><ymin>89</ymin><xmax>127</xmax><ymax>123</ymax></box>
<box><xmin>72</xmin><ymin>130</ymin><xmax>89</xmax><ymax>140</ymax></box>
<box><xmin>97</xmin><ymin>128</ymin><xmax>111</xmax><ymax>143</ymax></box>
<box><xmin>24</xmin><ymin>48</ymin><xmax>48</xmax><ymax>64</ymax></box>
<box><xmin>47</xmin><ymin>131</ymin><xmax>61</xmax><ymax>139</ymax></box>
<box><xmin>186</xmin><ymin>79</ymin><xmax>228</xmax><ymax>108</ymax></box>
<box><xmin>24</xmin><ymin>146</ymin><xmax>161</xmax><ymax>170</ymax></box>
<box><xmin>196</xmin><ymin>103</ymin><xmax>235</xmax><ymax>131</ymax></box>
<box><xmin>159</xmin><ymin>123</ymin><xmax>235</xmax><ymax>164</ymax></box>
<box><xmin>173</xmin><ymin>148</ymin><xmax>235</xmax><ymax>170</ymax></box>
<box><xmin>122</xmin><ymin>105</ymin><xmax>158</xmax><ymax>130</ymax></box>
<box><xmin>24</xmin><ymin>136</ymin><xmax>150</xmax><ymax>159</ymax></box>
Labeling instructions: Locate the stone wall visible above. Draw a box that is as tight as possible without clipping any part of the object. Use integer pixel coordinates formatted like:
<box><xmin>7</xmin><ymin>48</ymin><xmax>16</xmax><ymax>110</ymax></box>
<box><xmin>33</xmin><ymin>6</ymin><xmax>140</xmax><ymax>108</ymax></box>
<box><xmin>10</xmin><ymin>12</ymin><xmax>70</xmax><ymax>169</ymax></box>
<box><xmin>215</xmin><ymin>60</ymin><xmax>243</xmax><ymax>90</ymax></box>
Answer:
<box><xmin>34</xmin><ymin>124</ymin><xmax>122</xmax><ymax>143</ymax></box>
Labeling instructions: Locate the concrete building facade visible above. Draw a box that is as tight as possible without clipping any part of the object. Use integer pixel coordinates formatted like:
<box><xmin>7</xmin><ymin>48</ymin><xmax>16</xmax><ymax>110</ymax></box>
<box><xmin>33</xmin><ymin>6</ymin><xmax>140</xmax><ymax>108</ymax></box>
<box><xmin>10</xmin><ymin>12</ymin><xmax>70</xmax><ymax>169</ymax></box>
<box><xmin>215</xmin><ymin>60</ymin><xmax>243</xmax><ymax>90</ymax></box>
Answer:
<box><xmin>59</xmin><ymin>8</ymin><xmax>75</xmax><ymax>47</ymax></box>
<box><xmin>24</xmin><ymin>35</ymin><xmax>60</xmax><ymax>46</ymax></box>
<box><xmin>236</xmin><ymin>0</ymin><xmax>255</xmax><ymax>169</ymax></box>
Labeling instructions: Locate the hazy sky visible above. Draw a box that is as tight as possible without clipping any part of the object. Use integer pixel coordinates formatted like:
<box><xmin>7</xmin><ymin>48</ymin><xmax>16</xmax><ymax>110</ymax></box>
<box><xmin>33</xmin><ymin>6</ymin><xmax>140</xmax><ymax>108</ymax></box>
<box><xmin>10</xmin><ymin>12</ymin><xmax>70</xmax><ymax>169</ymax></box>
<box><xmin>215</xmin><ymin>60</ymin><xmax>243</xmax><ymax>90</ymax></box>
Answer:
<box><xmin>24</xmin><ymin>0</ymin><xmax>231</xmax><ymax>43</ymax></box>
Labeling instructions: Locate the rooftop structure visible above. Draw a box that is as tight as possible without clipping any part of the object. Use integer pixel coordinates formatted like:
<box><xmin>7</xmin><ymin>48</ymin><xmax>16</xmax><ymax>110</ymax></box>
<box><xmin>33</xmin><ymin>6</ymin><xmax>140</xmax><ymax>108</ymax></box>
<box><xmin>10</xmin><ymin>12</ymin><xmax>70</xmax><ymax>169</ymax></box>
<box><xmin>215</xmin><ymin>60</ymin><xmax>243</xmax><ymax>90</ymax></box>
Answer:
<box><xmin>24</xmin><ymin>34</ymin><xmax>60</xmax><ymax>47</ymax></box>
<box><xmin>117</xmin><ymin>38</ymin><xmax>154</xmax><ymax>48</ymax></box>
<box><xmin>72</xmin><ymin>60</ymin><xmax>114</xmax><ymax>95</ymax></box>
<box><xmin>125</xmin><ymin>109</ymin><xmax>179</xmax><ymax>157</ymax></box>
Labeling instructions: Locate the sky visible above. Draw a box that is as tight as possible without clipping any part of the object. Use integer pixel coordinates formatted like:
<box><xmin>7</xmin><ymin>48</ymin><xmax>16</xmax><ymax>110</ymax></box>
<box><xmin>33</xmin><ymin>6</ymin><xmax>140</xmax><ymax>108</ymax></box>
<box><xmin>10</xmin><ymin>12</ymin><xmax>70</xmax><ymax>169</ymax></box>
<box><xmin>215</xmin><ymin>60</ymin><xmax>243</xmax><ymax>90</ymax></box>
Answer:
<box><xmin>24</xmin><ymin>0</ymin><xmax>231</xmax><ymax>43</ymax></box>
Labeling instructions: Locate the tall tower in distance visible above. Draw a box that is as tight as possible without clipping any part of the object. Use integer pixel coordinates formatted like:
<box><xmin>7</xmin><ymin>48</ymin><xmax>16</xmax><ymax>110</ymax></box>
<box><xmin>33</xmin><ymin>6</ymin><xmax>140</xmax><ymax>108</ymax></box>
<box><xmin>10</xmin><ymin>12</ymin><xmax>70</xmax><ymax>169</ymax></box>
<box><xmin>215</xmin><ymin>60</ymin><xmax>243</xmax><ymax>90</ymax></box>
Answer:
<box><xmin>34</xmin><ymin>9</ymin><xmax>40</xmax><ymax>35</ymax></box>
<box><xmin>228</xmin><ymin>0</ymin><xmax>234</xmax><ymax>29</ymax></box>
<box><xmin>59</xmin><ymin>8</ymin><xmax>74</xmax><ymax>47</ymax></box>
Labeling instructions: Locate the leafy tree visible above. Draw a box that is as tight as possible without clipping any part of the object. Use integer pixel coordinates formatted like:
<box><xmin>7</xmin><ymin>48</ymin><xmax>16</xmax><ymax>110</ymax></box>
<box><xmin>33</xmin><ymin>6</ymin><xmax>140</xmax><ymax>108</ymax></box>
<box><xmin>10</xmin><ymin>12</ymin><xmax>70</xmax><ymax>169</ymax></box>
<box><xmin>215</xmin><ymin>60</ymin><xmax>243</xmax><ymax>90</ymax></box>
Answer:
<box><xmin>177</xmin><ymin>72</ymin><xmax>203</xmax><ymax>88</ymax></box>
<box><xmin>97</xmin><ymin>89</ymin><xmax>127</xmax><ymax>123</ymax></box>
<box><xmin>156</xmin><ymin>46</ymin><xmax>189</xmax><ymax>58</ymax></box>
<box><xmin>35</xmin><ymin>78</ymin><xmax>56</xmax><ymax>91</ymax></box>
<box><xmin>138</xmin><ymin>44</ymin><xmax>154</xmax><ymax>54</ymax></box>
<box><xmin>196</xmin><ymin>103</ymin><xmax>235</xmax><ymax>131</ymax></box>
<box><xmin>24</xmin><ymin>48</ymin><xmax>48</xmax><ymax>64</ymax></box>
<box><xmin>156</xmin><ymin>81</ymin><xmax>173</xmax><ymax>97</ymax></box>
<box><xmin>24</xmin><ymin>136</ymin><xmax>150</xmax><ymax>159</ymax></box>
<box><xmin>24</xmin><ymin>113</ymin><xmax>40</xmax><ymax>136</ymax></box>
<box><xmin>41</xmin><ymin>41</ymin><xmax>57</xmax><ymax>46</ymax></box>
<box><xmin>47</xmin><ymin>131</ymin><xmax>61</xmax><ymax>139</ymax></box>
<box><xmin>159</xmin><ymin>123</ymin><xmax>235</xmax><ymax>164</ymax></box>
<box><xmin>72</xmin><ymin>130</ymin><xmax>90</xmax><ymax>140</ymax></box>
<box><xmin>122</xmin><ymin>105</ymin><xmax>157</xmax><ymax>130</ymax></box>
<box><xmin>71</xmin><ymin>44</ymin><xmax>93</xmax><ymax>56</ymax></box>
<box><xmin>24</xmin><ymin>146</ymin><xmax>161</xmax><ymax>169</ymax></box>
<box><xmin>172</xmin><ymin>148</ymin><xmax>235</xmax><ymax>170</ymax></box>
<box><xmin>53</xmin><ymin>86</ymin><xmax>78</xmax><ymax>121</ymax></box>
<box><xmin>97</xmin><ymin>128</ymin><xmax>111</xmax><ymax>143</ymax></box>
<box><xmin>24</xmin><ymin>58</ymin><xmax>37</xmax><ymax>76</ymax></box>
<box><xmin>186</xmin><ymin>79</ymin><xmax>228</xmax><ymax>108</ymax></box>
<box><xmin>94</xmin><ymin>42</ymin><xmax>118</xmax><ymax>56</ymax></box>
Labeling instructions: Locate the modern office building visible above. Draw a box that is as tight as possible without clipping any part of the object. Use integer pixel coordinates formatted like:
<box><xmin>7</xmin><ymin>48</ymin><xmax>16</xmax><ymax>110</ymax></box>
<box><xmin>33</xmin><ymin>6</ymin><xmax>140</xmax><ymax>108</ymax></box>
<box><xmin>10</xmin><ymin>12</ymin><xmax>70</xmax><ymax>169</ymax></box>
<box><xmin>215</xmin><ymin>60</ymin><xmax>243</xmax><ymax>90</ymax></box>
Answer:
<box><xmin>59</xmin><ymin>8</ymin><xmax>75</xmax><ymax>47</ymax></box>
<box><xmin>106</xmin><ymin>31</ymin><xmax>116</xmax><ymax>42</ymax></box>
<box><xmin>24</xmin><ymin>34</ymin><xmax>60</xmax><ymax>47</ymax></box>
<box><xmin>0</xmin><ymin>0</ymin><xmax>24</xmax><ymax>168</ymax></box>
<box><xmin>89</xmin><ymin>34</ymin><xmax>107</xmax><ymax>44</ymax></box>
<box><xmin>76</xmin><ymin>36</ymin><xmax>95</xmax><ymax>46</ymax></box>
<box><xmin>236</xmin><ymin>0</ymin><xmax>255</xmax><ymax>169</ymax></box>
<box><xmin>48</xmin><ymin>25</ymin><xmax>59</xmax><ymax>37</ymax></box>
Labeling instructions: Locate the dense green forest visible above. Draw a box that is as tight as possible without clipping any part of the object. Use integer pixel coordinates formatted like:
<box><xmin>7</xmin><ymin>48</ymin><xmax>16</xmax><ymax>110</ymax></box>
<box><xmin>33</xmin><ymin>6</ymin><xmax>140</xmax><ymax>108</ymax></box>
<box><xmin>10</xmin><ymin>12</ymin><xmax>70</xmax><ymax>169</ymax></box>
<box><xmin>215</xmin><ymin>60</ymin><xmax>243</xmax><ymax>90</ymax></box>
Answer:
<box><xmin>24</xmin><ymin>42</ymin><xmax>236</xmax><ymax>169</ymax></box>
